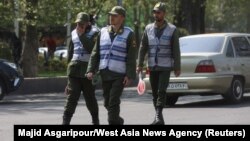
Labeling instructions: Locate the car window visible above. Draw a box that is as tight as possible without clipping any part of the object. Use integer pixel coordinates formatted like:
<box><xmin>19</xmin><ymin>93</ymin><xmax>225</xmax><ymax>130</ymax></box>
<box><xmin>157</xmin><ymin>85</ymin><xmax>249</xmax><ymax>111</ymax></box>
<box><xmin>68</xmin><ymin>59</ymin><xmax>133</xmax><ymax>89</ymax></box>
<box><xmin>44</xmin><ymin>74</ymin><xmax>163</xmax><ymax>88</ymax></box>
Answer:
<box><xmin>232</xmin><ymin>37</ymin><xmax>250</xmax><ymax>57</ymax></box>
<box><xmin>56</xmin><ymin>46</ymin><xmax>67</xmax><ymax>50</ymax></box>
<box><xmin>226</xmin><ymin>40</ymin><xmax>234</xmax><ymax>57</ymax></box>
<box><xmin>180</xmin><ymin>36</ymin><xmax>224</xmax><ymax>53</ymax></box>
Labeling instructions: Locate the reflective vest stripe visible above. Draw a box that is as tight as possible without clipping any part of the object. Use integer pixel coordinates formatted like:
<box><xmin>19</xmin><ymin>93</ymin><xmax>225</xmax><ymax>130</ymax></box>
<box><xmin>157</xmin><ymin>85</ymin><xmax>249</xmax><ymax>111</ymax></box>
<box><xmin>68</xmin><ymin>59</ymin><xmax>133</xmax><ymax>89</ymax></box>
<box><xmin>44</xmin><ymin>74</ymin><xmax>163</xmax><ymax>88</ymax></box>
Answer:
<box><xmin>71</xmin><ymin>26</ymin><xmax>99</xmax><ymax>62</ymax></box>
<box><xmin>146</xmin><ymin>23</ymin><xmax>176</xmax><ymax>68</ymax></box>
<box><xmin>71</xmin><ymin>29</ymin><xmax>90</xmax><ymax>62</ymax></box>
<box><xmin>99</xmin><ymin>27</ymin><xmax>132</xmax><ymax>74</ymax></box>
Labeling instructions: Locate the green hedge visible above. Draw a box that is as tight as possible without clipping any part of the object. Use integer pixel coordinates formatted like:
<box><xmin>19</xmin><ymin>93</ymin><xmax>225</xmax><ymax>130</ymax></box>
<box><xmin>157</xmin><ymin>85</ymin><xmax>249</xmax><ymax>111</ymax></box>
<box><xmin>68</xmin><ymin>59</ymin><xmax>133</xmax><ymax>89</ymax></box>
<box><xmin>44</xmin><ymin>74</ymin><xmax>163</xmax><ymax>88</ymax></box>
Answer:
<box><xmin>0</xmin><ymin>42</ymin><xmax>12</xmax><ymax>60</ymax></box>
<box><xmin>37</xmin><ymin>56</ymin><xmax>67</xmax><ymax>77</ymax></box>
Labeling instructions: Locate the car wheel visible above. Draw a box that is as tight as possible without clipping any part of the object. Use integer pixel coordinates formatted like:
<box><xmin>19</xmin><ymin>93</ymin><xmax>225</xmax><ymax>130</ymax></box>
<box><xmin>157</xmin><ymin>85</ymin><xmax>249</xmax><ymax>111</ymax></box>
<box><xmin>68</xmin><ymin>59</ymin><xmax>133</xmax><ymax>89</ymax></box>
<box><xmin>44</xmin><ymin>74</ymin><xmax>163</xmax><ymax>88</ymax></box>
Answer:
<box><xmin>166</xmin><ymin>95</ymin><xmax>179</xmax><ymax>106</ymax></box>
<box><xmin>223</xmin><ymin>77</ymin><xmax>244</xmax><ymax>103</ymax></box>
<box><xmin>0</xmin><ymin>79</ymin><xmax>6</xmax><ymax>100</ymax></box>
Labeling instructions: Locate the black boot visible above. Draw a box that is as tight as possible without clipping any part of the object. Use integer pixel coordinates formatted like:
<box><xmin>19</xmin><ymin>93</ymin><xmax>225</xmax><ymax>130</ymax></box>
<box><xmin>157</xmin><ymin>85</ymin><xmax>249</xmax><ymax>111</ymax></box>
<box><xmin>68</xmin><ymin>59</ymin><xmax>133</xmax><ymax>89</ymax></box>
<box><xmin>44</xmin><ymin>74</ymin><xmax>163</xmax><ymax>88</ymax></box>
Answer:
<box><xmin>62</xmin><ymin>116</ymin><xmax>72</xmax><ymax>125</ymax></box>
<box><xmin>151</xmin><ymin>107</ymin><xmax>164</xmax><ymax>125</ymax></box>
<box><xmin>109</xmin><ymin>117</ymin><xmax>124</xmax><ymax>125</ymax></box>
<box><xmin>118</xmin><ymin>117</ymin><xmax>124</xmax><ymax>125</ymax></box>
<box><xmin>151</xmin><ymin>107</ymin><xmax>157</xmax><ymax>124</ymax></box>
<box><xmin>92</xmin><ymin>116</ymin><xmax>100</xmax><ymax>125</ymax></box>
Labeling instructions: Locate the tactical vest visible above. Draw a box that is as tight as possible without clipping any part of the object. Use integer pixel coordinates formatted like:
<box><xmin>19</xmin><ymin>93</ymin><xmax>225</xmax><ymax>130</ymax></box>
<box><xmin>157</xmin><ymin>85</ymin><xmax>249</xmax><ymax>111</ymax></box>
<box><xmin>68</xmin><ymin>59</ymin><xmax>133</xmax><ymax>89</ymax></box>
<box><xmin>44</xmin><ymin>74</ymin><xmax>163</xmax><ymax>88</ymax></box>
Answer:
<box><xmin>99</xmin><ymin>26</ymin><xmax>132</xmax><ymax>74</ymax></box>
<box><xmin>71</xmin><ymin>28</ymin><xmax>93</xmax><ymax>62</ymax></box>
<box><xmin>146</xmin><ymin>23</ymin><xmax>176</xmax><ymax>68</ymax></box>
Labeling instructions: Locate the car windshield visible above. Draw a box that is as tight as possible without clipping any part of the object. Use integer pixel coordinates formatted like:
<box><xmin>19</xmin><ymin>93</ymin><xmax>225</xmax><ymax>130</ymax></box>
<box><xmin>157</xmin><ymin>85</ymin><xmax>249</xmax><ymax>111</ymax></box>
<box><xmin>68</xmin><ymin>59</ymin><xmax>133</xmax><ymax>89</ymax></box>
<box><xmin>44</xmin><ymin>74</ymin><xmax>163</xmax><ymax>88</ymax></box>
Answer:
<box><xmin>180</xmin><ymin>36</ymin><xmax>225</xmax><ymax>53</ymax></box>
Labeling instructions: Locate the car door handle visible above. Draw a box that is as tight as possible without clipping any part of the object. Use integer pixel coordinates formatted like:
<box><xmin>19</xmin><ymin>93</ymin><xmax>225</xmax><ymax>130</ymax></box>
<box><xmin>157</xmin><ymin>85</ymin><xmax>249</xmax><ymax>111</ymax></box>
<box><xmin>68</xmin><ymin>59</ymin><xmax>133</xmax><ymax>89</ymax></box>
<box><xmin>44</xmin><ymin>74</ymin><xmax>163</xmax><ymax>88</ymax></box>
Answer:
<box><xmin>241</xmin><ymin>64</ymin><xmax>245</xmax><ymax>66</ymax></box>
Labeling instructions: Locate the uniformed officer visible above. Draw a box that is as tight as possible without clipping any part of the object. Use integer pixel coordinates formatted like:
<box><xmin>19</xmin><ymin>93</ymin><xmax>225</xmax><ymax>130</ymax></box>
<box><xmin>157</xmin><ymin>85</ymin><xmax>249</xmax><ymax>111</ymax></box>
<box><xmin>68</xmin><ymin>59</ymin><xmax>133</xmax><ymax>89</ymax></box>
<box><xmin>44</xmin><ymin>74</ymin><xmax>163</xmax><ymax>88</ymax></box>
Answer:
<box><xmin>62</xmin><ymin>12</ymin><xmax>99</xmax><ymax>125</ymax></box>
<box><xmin>137</xmin><ymin>2</ymin><xmax>181</xmax><ymax>125</ymax></box>
<box><xmin>86</xmin><ymin>6</ymin><xmax>137</xmax><ymax>125</ymax></box>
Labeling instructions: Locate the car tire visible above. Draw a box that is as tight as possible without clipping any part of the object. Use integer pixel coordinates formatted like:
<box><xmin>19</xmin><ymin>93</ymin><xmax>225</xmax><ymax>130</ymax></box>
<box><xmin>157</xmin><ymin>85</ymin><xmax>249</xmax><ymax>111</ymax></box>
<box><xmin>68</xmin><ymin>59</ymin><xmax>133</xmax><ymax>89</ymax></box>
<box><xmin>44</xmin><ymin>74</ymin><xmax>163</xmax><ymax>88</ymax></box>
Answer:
<box><xmin>223</xmin><ymin>77</ymin><xmax>244</xmax><ymax>103</ymax></box>
<box><xmin>0</xmin><ymin>79</ymin><xmax>6</xmax><ymax>100</ymax></box>
<box><xmin>166</xmin><ymin>95</ymin><xmax>179</xmax><ymax>106</ymax></box>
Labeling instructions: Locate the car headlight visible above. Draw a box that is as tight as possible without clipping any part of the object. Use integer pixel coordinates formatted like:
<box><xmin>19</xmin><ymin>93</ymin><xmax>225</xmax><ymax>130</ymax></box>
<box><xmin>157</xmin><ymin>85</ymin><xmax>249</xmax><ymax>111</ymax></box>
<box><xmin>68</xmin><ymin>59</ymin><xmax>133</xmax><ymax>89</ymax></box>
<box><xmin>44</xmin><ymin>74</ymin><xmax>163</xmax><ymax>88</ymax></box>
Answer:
<box><xmin>3</xmin><ymin>61</ymin><xmax>17</xmax><ymax>70</ymax></box>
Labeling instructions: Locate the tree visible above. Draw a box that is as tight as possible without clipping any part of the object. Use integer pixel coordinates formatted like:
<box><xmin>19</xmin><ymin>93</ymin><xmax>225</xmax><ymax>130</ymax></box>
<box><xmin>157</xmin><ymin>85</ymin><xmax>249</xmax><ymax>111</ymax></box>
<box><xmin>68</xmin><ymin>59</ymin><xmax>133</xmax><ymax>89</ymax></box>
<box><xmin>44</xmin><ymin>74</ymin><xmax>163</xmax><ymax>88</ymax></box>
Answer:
<box><xmin>0</xmin><ymin>1</ymin><xmax>14</xmax><ymax>29</ymax></box>
<box><xmin>2</xmin><ymin>0</ymin><xmax>250</xmax><ymax>78</ymax></box>
<box><xmin>246</xmin><ymin>1</ymin><xmax>250</xmax><ymax>32</ymax></box>
<box><xmin>205</xmin><ymin>0</ymin><xmax>250</xmax><ymax>33</ymax></box>
<box><xmin>20</xmin><ymin>0</ymin><xmax>107</xmax><ymax>77</ymax></box>
<box><xmin>21</xmin><ymin>0</ymin><xmax>39</xmax><ymax>77</ymax></box>
<box><xmin>174</xmin><ymin>0</ymin><xmax>206</xmax><ymax>34</ymax></box>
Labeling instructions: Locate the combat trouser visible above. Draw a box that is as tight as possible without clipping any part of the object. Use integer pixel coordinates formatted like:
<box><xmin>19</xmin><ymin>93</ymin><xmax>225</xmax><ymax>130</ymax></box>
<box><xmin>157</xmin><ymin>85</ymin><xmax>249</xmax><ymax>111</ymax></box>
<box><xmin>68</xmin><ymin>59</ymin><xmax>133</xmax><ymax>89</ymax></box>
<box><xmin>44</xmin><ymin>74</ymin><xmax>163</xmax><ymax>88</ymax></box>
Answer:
<box><xmin>149</xmin><ymin>71</ymin><xmax>171</xmax><ymax>125</ymax></box>
<box><xmin>63</xmin><ymin>77</ymin><xmax>99</xmax><ymax>125</ymax></box>
<box><xmin>149</xmin><ymin>71</ymin><xmax>171</xmax><ymax>107</ymax></box>
<box><xmin>102</xmin><ymin>77</ymin><xmax>124</xmax><ymax>125</ymax></box>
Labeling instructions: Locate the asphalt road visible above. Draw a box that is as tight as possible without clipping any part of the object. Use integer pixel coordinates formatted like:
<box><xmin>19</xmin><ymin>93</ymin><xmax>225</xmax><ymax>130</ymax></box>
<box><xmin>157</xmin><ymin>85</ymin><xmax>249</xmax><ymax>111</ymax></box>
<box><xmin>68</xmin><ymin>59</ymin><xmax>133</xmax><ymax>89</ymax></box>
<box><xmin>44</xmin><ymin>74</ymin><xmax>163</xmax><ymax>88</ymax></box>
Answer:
<box><xmin>1</xmin><ymin>87</ymin><xmax>250</xmax><ymax>140</ymax></box>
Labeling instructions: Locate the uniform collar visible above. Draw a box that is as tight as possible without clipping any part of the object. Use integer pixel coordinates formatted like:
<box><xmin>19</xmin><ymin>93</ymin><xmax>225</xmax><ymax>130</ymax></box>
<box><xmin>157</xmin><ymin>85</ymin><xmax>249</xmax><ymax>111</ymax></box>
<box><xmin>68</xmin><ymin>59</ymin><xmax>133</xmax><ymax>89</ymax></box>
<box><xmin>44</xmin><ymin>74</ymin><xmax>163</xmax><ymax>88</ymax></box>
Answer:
<box><xmin>154</xmin><ymin>20</ymin><xmax>168</xmax><ymax>30</ymax></box>
<box><xmin>108</xmin><ymin>25</ymin><xmax>124</xmax><ymax>35</ymax></box>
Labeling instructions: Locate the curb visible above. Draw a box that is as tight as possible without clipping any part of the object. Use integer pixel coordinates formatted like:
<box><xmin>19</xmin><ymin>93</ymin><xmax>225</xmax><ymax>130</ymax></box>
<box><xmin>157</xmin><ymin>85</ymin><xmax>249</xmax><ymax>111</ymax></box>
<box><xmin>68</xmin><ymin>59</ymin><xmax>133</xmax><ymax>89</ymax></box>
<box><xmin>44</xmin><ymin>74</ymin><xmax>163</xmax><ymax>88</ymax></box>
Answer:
<box><xmin>12</xmin><ymin>76</ymin><xmax>67</xmax><ymax>95</ymax></box>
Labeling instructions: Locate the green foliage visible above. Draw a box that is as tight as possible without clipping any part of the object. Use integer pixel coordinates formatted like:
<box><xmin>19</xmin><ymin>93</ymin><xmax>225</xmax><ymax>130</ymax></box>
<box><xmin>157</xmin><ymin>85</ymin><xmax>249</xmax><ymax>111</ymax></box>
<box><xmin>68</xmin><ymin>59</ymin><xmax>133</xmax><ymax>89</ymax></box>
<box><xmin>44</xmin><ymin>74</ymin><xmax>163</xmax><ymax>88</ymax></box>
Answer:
<box><xmin>1</xmin><ymin>0</ymin><xmax>250</xmax><ymax>33</ymax></box>
<box><xmin>178</xmin><ymin>28</ymin><xmax>189</xmax><ymax>37</ymax></box>
<box><xmin>0</xmin><ymin>44</ymin><xmax>12</xmax><ymax>60</ymax></box>
<box><xmin>1</xmin><ymin>0</ymin><xmax>250</xmax><ymax>77</ymax></box>
<box><xmin>206</xmin><ymin>0</ymin><xmax>250</xmax><ymax>32</ymax></box>
<box><xmin>37</xmin><ymin>0</ymin><xmax>68</xmax><ymax>26</ymax></box>
<box><xmin>38</xmin><ymin>56</ymin><xmax>67</xmax><ymax>71</ymax></box>
<box><xmin>49</xmin><ymin>59</ymin><xmax>67</xmax><ymax>71</ymax></box>
<box><xmin>0</xmin><ymin>1</ymin><xmax>15</xmax><ymax>28</ymax></box>
<box><xmin>37</xmin><ymin>71</ymin><xmax>66</xmax><ymax>77</ymax></box>
<box><xmin>37</xmin><ymin>56</ymin><xmax>67</xmax><ymax>77</ymax></box>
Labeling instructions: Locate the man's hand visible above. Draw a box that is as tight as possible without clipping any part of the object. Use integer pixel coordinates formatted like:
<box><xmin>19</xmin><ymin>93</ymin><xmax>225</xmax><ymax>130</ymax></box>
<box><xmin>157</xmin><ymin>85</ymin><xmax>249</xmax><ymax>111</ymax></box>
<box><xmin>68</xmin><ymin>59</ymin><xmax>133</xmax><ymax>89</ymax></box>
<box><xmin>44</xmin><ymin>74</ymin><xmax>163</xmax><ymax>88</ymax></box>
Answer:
<box><xmin>64</xmin><ymin>85</ymin><xmax>69</xmax><ymax>95</ymax></box>
<box><xmin>86</xmin><ymin>72</ymin><xmax>94</xmax><ymax>80</ymax></box>
<box><xmin>136</xmin><ymin>67</ymin><xmax>143</xmax><ymax>73</ymax></box>
<box><xmin>174</xmin><ymin>70</ymin><xmax>181</xmax><ymax>77</ymax></box>
<box><xmin>76</xmin><ymin>22</ymin><xmax>90</xmax><ymax>36</ymax></box>
<box><xmin>123</xmin><ymin>76</ymin><xmax>132</xmax><ymax>87</ymax></box>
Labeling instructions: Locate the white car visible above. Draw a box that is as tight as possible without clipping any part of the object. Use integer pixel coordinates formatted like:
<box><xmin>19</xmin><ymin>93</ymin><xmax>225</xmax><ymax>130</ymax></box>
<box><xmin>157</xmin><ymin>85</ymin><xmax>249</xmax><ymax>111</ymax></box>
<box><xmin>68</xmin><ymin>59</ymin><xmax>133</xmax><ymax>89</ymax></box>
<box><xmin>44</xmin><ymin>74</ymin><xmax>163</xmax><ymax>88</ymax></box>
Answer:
<box><xmin>144</xmin><ymin>33</ymin><xmax>250</xmax><ymax>106</ymax></box>
<box><xmin>38</xmin><ymin>47</ymin><xmax>48</xmax><ymax>55</ymax></box>
<box><xmin>38</xmin><ymin>46</ymin><xmax>68</xmax><ymax>59</ymax></box>
<box><xmin>54</xmin><ymin>46</ymin><xmax>67</xmax><ymax>59</ymax></box>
